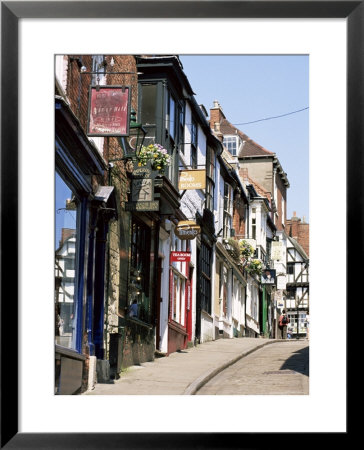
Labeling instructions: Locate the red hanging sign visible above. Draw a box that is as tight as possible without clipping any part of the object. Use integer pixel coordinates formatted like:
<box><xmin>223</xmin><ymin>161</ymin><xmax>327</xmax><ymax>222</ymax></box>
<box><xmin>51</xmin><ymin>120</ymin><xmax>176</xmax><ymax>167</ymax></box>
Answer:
<box><xmin>87</xmin><ymin>85</ymin><xmax>131</xmax><ymax>136</ymax></box>
<box><xmin>170</xmin><ymin>251</ymin><xmax>191</xmax><ymax>263</ymax></box>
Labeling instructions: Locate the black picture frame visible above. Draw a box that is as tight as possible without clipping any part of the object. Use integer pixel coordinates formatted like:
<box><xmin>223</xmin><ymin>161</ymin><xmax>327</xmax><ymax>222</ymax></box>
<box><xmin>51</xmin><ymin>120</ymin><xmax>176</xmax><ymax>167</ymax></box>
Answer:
<box><xmin>1</xmin><ymin>1</ymin><xmax>356</xmax><ymax>448</ymax></box>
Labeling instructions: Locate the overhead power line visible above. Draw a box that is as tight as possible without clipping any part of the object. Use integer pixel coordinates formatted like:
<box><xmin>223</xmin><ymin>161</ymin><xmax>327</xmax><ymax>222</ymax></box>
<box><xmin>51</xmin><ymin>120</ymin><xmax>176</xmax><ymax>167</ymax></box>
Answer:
<box><xmin>141</xmin><ymin>106</ymin><xmax>309</xmax><ymax>129</ymax></box>
<box><xmin>232</xmin><ymin>107</ymin><xmax>309</xmax><ymax>126</ymax></box>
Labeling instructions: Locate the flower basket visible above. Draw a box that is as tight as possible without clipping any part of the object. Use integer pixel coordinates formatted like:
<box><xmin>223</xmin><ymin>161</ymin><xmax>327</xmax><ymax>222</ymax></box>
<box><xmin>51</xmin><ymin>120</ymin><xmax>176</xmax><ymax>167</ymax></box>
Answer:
<box><xmin>239</xmin><ymin>240</ymin><xmax>255</xmax><ymax>259</ymax></box>
<box><xmin>245</xmin><ymin>259</ymin><xmax>263</xmax><ymax>276</ymax></box>
<box><xmin>226</xmin><ymin>238</ymin><xmax>241</xmax><ymax>262</ymax></box>
<box><xmin>137</xmin><ymin>144</ymin><xmax>171</xmax><ymax>173</ymax></box>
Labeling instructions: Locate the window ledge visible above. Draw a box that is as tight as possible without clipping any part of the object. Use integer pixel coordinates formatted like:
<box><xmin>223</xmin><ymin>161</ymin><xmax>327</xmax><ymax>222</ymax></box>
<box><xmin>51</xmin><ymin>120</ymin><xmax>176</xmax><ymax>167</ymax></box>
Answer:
<box><xmin>55</xmin><ymin>345</ymin><xmax>86</xmax><ymax>361</ymax></box>
<box><xmin>126</xmin><ymin>317</ymin><xmax>153</xmax><ymax>330</ymax></box>
<box><xmin>168</xmin><ymin>320</ymin><xmax>187</xmax><ymax>336</ymax></box>
<box><xmin>201</xmin><ymin>309</ymin><xmax>213</xmax><ymax>320</ymax></box>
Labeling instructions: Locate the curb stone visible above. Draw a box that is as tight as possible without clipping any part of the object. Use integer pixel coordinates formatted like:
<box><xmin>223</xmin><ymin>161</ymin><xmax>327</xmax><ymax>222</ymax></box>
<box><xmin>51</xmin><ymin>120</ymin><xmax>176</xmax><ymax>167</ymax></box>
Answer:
<box><xmin>183</xmin><ymin>339</ymin><xmax>287</xmax><ymax>395</ymax></box>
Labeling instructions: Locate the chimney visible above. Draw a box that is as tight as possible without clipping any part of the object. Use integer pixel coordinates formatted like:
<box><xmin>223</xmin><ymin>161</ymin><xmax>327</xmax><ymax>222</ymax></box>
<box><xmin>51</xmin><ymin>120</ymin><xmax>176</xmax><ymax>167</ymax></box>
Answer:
<box><xmin>290</xmin><ymin>213</ymin><xmax>300</xmax><ymax>239</ymax></box>
<box><xmin>209</xmin><ymin>100</ymin><xmax>226</xmax><ymax>130</ymax></box>
<box><xmin>60</xmin><ymin>228</ymin><xmax>75</xmax><ymax>247</ymax></box>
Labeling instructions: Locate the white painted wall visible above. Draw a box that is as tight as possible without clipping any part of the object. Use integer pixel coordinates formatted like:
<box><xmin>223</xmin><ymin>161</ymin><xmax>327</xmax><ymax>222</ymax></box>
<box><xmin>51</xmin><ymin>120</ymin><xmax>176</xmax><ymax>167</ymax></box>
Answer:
<box><xmin>158</xmin><ymin>231</ymin><xmax>171</xmax><ymax>353</ymax></box>
<box><xmin>55</xmin><ymin>55</ymin><xmax>68</xmax><ymax>92</ymax></box>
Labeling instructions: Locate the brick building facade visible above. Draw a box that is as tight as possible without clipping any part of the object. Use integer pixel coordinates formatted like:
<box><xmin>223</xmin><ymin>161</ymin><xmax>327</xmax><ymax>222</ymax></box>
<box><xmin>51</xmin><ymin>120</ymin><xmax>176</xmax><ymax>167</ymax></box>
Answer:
<box><xmin>286</xmin><ymin>212</ymin><xmax>310</xmax><ymax>256</ymax></box>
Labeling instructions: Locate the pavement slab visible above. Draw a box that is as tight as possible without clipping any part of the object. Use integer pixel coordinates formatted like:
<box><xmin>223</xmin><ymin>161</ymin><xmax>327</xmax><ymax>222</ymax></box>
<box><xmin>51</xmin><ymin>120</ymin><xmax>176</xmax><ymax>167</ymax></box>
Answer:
<box><xmin>84</xmin><ymin>337</ymin><xmax>289</xmax><ymax>395</ymax></box>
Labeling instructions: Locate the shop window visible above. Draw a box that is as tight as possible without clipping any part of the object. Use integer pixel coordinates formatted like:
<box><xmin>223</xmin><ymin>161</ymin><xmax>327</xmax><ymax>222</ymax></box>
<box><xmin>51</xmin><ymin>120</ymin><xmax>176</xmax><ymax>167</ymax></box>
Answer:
<box><xmin>55</xmin><ymin>172</ymin><xmax>78</xmax><ymax>349</ymax></box>
<box><xmin>170</xmin><ymin>233</ymin><xmax>188</xmax><ymax>325</ymax></box>
<box><xmin>171</xmin><ymin>271</ymin><xmax>186</xmax><ymax>325</ymax></box>
<box><xmin>129</xmin><ymin>218</ymin><xmax>152</xmax><ymax>323</ymax></box>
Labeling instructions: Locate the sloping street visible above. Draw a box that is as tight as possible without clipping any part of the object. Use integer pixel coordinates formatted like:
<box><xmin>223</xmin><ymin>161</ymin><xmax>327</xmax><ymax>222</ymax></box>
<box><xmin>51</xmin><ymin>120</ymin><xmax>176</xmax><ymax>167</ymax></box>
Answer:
<box><xmin>197</xmin><ymin>340</ymin><xmax>309</xmax><ymax>395</ymax></box>
<box><xmin>84</xmin><ymin>338</ymin><xmax>308</xmax><ymax>395</ymax></box>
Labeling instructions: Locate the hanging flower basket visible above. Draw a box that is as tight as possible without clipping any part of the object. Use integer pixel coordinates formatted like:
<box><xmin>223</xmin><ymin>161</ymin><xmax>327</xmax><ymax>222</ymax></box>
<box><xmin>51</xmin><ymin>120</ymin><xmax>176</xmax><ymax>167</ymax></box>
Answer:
<box><xmin>137</xmin><ymin>144</ymin><xmax>171</xmax><ymax>173</ymax></box>
<box><xmin>239</xmin><ymin>240</ymin><xmax>255</xmax><ymax>259</ymax></box>
<box><xmin>245</xmin><ymin>259</ymin><xmax>263</xmax><ymax>276</ymax></box>
<box><xmin>226</xmin><ymin>238</ymin><xmax>241</xmax><ymax>262</ymax></box>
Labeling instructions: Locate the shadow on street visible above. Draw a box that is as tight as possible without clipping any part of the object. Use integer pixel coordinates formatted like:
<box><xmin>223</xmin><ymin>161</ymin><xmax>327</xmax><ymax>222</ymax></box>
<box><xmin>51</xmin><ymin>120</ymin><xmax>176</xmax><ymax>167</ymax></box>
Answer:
<box><xmin>280</xmin><ymin>344</ymin><xmax>309</xmax><ymax>376</ymax></box>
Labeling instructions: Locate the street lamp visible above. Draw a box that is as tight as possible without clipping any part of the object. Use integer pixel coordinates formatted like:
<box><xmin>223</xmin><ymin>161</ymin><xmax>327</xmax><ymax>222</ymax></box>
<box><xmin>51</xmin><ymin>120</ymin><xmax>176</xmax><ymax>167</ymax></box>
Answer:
<box><xmin>119</xmin><ymin>109</ymin><xmax>147</xmax><ymax>160</ymax></box>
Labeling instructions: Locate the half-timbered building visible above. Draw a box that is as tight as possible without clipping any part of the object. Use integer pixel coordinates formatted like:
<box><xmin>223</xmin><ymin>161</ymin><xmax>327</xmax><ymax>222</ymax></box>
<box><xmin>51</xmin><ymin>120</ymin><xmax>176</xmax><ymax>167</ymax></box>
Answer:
<box><xmin>285</xmin><ymin>235</ymin><xmax>309</xmax><ymax>337</ymax></box>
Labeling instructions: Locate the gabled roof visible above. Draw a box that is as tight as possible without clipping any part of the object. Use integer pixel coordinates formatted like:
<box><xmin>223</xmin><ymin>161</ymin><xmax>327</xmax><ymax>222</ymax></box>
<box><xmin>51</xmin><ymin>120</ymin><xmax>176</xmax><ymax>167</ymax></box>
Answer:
<box><xmin>222</xmin><ymin>118</ymin><xmax>290</xmax><ymax>187</ymax></box>
<box><xmin>248</xmin><ymin>177</ymin><xmax>272</xmax><ymax>202</ymax></box>
<box><xmin>287</xmin><ymin>235</ymin><xmax>309</xmax><ymax>261</ymax></box>
<box><xmin>220</xmin><ymin>118</ymin><xmax>274</xmax><ymax>158</ymax></box>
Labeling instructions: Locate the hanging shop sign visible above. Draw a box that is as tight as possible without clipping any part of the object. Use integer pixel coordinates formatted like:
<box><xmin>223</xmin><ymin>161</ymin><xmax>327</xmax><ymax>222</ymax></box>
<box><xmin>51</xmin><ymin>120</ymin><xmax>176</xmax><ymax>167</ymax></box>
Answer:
<box><xmin>261</xmin><ymin>268</ymin><xmax>276</xmax><ymax>285</ymax></box>
<box><xmin>178</xmin><ymin>169</ymin><xmax>206</xmax><ymax>190</ymax></box>
<box><xmin>125</xmin><ymin>160</ymin><xmax>160</xmax><ymax>212</ymax></box>
<box><xmin>175</xmin><ymin>220</ymin><xmax>201</xmax><ymax>240</ymax></box>
<box><xmin>87</xmin><ymin>85</ymin><xmax>131</xmax><ymax>136</ymax></box>
<box><xmin>242</xmin><ymin>238</ymin><xmax>257</xmax><ymax>250</ymax></box>
<box><xmin>170</xmin><ymin>251</ymin><xmax>191</xmax><ymax>263</ymax></box>
<box><xmin>271</xmin><ymin>241</ymin><xmax>283</xmax><ymax>261</ymax></box>
<box><xmin>276</xmin><ymin>274</ymin><xmax>287</xmax><ymax>290</ymax></box>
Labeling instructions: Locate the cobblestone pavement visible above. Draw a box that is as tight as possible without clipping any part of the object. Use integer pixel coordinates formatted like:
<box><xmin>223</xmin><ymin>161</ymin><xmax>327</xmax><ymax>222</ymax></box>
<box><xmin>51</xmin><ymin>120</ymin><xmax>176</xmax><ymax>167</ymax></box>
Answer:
<box><xmin>197</xmin><ymin>340</ymin><xmax>309</xmax><ymax>395</ymax></box>
<box><xmin>85</xmin><ymin>338</ymin><xmax>282</xmax><ymax>395</ymax></box>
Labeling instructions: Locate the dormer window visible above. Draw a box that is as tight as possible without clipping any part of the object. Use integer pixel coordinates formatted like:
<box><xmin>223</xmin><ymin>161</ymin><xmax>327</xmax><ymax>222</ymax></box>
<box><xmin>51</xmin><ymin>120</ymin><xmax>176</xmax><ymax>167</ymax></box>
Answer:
<box><xmin>223</xmin><ymin>135</ymin><xmax>241</xmax><ymax>156</ymax></box>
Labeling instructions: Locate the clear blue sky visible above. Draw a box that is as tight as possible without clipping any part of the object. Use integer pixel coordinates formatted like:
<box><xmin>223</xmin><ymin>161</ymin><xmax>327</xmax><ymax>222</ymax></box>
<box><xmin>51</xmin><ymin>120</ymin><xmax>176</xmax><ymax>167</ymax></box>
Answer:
<box><xmin>179</xmin><ymin>55</ymin><xmax>309</xmax><ymax>223</ymax></box>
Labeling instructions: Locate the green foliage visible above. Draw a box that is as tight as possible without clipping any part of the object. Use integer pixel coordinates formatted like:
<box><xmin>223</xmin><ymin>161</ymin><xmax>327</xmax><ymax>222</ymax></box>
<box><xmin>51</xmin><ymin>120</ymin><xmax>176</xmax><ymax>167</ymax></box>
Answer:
<box><xmin>137</xmin><ymin>144</ymin><xmax>171</xmax><ymax>173</ymax></box>
<box><xmin>239</xmin><ymin>240</ymin><xmax>255</xmax><ymax>259</ymax></box>
<box><xmin>245</xmin><ymin>259</ymin><xmax>263</xmax><ymax>276</ymax></box>
<box><xmin>227</xmin><ymin>238</ymin><xmax>241</xmax><ymax>261</ymax></box>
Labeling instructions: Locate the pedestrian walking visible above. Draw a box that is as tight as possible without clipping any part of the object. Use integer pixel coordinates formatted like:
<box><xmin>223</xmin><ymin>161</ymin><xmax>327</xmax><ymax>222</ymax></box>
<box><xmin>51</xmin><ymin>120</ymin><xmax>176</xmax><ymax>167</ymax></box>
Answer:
<box><xmin>278</xmin><ymin>309</ymin><xmax>289</xmax><ymax>339</ymax></box>
<box><xmin>128</xmin><ymin>299</ymin><xmax>138</xmax><ymax>318</ymax></box>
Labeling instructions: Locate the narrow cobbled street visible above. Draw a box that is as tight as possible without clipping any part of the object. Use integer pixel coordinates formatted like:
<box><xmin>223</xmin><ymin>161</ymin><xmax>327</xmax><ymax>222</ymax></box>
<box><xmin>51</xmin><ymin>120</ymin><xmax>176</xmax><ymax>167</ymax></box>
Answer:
<box><xmin>196</xmin><ymin>340</ymin><xmax>309</xmax><ymax>395</ymax></box>
<box><xmin>85</xmin><ymin>338</ymin><xmax>308</xmax><ymax>395</ymax></box>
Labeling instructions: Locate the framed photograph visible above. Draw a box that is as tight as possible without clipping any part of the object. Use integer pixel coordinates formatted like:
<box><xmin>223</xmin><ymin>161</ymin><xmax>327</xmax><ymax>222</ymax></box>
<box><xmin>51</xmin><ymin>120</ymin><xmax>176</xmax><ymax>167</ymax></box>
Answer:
<box><xmin>1</xmin><ymin>0</ymin><xmax>356</xmax><ymax>447</ymax></box>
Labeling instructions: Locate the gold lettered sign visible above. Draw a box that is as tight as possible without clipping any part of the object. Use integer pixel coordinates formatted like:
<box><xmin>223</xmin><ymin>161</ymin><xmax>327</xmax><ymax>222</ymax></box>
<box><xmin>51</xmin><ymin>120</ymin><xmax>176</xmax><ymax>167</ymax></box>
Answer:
<box><xmin>179</xmin><ymin>169</ymin><xmax>206</xmax><ymax>190</ymax></box>
<box><xmin>175</xmin><ymin>220</ymin><xmax>201</xmax><ymax>240</ymax></box>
